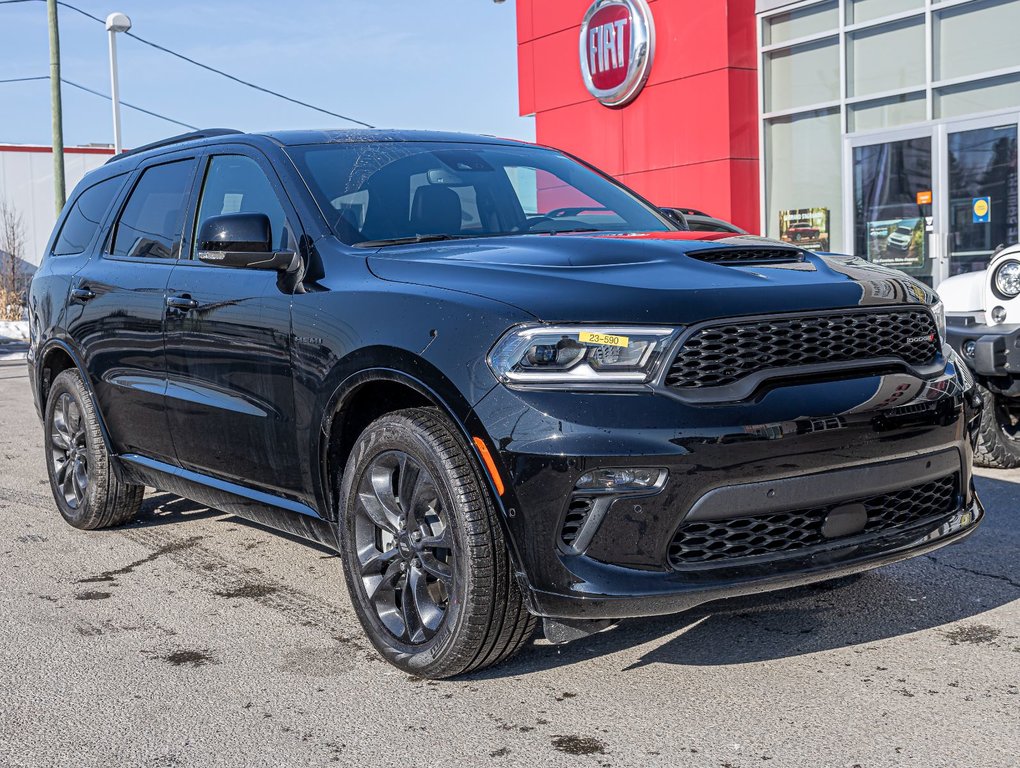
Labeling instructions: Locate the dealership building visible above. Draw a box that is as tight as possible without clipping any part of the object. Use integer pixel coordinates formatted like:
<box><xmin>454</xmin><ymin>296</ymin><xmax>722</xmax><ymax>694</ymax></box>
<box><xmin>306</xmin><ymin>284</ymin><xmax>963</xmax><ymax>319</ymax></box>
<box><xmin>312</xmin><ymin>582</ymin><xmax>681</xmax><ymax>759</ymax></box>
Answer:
<box><xmin>516</xmin><ymin>0</ymin><xmax>1020</xmax><ymax>288</ymax></box>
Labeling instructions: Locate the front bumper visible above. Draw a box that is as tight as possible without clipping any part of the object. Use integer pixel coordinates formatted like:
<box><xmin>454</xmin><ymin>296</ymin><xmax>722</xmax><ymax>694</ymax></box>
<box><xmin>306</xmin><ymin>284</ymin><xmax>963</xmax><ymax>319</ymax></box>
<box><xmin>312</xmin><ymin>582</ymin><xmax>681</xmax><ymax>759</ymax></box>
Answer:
<box><xmin>946</xmin><ymin>317</ymin><xmax>1020</xmax><ymax>379</ymax></box>
<box><xmin>471</xmin><ymin>359</ymin><xmax>982</xmax><ymax>620</ymax></box>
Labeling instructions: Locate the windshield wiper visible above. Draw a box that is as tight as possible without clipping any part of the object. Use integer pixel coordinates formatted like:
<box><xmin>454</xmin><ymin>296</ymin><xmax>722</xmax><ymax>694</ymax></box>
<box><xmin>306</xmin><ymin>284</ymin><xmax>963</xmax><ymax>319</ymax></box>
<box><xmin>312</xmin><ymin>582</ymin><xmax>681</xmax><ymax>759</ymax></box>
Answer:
<box><xmin>353</xmin><ymin>233</ymin><xmax>468</xmax><ymax>248</ymax></box>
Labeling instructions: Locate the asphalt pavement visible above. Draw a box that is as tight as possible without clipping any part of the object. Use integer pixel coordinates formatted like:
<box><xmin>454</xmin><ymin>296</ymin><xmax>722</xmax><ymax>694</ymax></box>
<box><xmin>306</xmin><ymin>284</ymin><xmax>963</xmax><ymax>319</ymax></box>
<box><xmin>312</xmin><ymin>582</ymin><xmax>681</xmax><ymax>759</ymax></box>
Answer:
<box><xmin>1</xmin><ymin>357</ymin><xmax>1017</xmax><ymax>768</ymax></box>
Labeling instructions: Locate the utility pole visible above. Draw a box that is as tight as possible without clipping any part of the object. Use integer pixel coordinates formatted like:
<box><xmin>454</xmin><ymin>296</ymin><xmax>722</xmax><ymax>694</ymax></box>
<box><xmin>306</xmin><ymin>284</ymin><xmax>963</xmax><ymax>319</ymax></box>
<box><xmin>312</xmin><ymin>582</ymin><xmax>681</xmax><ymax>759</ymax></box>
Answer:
<box><xmin>47</xmin><ymin>0</ymin><xmax>66</xmax><ymax>214</ymax></box>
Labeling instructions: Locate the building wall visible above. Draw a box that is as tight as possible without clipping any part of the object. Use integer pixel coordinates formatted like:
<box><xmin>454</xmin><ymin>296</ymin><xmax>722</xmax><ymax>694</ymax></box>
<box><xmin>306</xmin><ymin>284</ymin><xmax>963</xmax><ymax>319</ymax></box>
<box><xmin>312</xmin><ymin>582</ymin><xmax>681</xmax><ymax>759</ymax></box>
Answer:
<box><xmin>517</xmin><ymin>0</ymin><xmax>761</xmax><ymax>233</ymax></box>
<box><xmin>0</xmin><ymin>146</ymin><xmax>114</xmax><ymax>267</ymax></box>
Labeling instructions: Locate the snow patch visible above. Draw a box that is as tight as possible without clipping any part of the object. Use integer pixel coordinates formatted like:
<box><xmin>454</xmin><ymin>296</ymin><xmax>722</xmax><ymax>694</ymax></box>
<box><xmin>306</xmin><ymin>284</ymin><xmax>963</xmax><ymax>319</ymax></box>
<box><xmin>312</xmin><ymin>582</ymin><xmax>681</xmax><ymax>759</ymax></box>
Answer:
<box><xmin>0</xmin><ymin>320</ymin><xmax>29</xmax><ymax>341</ymax></box>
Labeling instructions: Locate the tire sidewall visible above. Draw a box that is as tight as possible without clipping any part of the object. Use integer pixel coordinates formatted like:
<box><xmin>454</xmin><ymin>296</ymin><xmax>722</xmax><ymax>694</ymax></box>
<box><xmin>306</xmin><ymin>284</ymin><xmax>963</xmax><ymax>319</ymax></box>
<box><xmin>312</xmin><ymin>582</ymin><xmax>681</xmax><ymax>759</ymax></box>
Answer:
<box><xmin>336</xmin><ymin>413</ymin><xmax>478</xmax><ymax>676</ymax></box>
<box><xmin>976</xmin><ymin>383</ymin><xmax>1020</xmax><ymax>468</ymax></box>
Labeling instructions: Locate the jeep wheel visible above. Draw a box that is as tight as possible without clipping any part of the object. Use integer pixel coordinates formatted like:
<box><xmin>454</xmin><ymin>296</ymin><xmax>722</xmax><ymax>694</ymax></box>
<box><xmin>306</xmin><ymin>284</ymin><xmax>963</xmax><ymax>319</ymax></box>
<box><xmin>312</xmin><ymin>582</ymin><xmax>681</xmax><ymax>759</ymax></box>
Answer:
<box><xmin>44</xmin><ymin>368</ymin><xmax>144</xmax><ymax>529</ymax></box>
<box><xmin>974</xmin><ymin>382</ymin><xmax>1020</xmax><ymax>469</ymax></box>
<box><xmin>337</xmin><ymin>408</ymin><xmax>535</xmax><ymax>678</ymax></box>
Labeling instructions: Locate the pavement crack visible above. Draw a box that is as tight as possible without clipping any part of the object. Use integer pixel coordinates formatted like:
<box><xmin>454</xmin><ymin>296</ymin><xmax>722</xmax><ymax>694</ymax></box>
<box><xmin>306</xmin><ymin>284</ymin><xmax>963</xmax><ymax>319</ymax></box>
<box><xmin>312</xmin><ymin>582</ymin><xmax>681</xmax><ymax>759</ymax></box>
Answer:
<box><xmin>925</xmin><ymin>554</ymin><xmax>1020</xmax><ymax>590</ymax></box>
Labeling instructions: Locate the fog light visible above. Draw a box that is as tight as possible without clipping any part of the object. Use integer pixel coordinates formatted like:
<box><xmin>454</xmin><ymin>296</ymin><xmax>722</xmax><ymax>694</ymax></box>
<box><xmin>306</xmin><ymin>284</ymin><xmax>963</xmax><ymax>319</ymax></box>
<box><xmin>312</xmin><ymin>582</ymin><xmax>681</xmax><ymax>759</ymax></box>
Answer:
<box><xmin>575</xmin><ymin>467</ymin><xmax>667</xmax><ymax>493</ymax></box>
<box><xmin>963</xmin><ymin>340</ymin><xmax>977</xmax><ymax>357</ymax></box>
<box><xmin>992</xmin><ymin>306</ymin><xmax>1007</xmax><ymax>323</ymax></box>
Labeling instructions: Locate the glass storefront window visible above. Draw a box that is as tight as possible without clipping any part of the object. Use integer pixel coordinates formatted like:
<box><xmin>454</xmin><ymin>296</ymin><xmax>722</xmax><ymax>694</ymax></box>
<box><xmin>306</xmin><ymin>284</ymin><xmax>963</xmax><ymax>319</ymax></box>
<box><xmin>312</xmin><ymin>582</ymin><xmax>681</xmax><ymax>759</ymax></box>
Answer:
<box><xmin>936</xmin><ymin>73</ymin><xmax>1020</xmax><ymax>119</ymax></box>
<box><xmin>849</xmin><ymin>92</ymin><xmax>927</xmax><ymax>132</ymax></box>
<box><xmin>947</xmin><ymin>124</ymin><xmax>1019</xmax><ymax>275</ymax></box>
<box><xmin>853</xmin><ymin>137</ymin><xmax>933</xmax><ymax>282</ymax></box>
<box><xmin>847</xmin><ymin>0</ymin><xmax>923</xmax><ymax>25</ymax></box>
<box><xmin>765</xmin><ymin>38</ymin><xmax>840</xmax><ymax>112</ymax></box>
<box><xmin>766</xmin><ymin>109</ymin><xmax>843</xmax><ymax>248</ymax></box>
<box><xmin>848</xmin><ymin>19</ymin><xmax>926</xmax><ymax>98</ymax></box>
<box><xmin>764</xmin><ymin>1</ymin><xmax>838</xmax><ymax>45</ymax></box>
<box><xmin>935</xmin><ymin>0</ymin><xmax>1020</xmax><ymax>81</ymax></box>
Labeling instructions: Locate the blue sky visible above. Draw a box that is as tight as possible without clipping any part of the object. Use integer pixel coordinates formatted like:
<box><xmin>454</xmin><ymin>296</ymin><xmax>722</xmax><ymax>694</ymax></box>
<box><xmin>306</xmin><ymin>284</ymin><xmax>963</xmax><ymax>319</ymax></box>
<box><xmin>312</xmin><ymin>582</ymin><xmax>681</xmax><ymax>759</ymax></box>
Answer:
<box><xmin>0</xmin><ymin>0</ymin><xmax>534</xmax><ymax>148</ymax></box>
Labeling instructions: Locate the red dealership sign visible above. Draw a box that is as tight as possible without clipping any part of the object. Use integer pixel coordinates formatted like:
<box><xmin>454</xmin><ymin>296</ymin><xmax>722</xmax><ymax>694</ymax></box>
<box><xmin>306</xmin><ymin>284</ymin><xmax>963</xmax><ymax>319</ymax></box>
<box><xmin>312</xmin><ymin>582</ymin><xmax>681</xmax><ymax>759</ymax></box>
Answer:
<box><xmin>579</xmin><ymin>0</ymin><xmax>655</xmax><ymax>108</ymax></box>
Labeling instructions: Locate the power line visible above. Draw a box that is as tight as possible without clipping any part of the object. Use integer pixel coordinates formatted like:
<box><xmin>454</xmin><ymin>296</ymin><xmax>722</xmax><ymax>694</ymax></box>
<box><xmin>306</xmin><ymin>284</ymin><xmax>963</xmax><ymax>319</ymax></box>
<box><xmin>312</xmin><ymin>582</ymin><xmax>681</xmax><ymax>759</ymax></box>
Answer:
<box><xmin>62</xmin><ymin>79</ymin><xmax>198</xmax><ymax>130</ymax></box>
<box><xmin>48</xmin><ymin>0</ymin><xmax>375</xmax><ymax>128</ymax></box>
<box><xmin>0</xmin><ymin>73</ymin><xmax>198</xmax><ymax>130</ymax></box>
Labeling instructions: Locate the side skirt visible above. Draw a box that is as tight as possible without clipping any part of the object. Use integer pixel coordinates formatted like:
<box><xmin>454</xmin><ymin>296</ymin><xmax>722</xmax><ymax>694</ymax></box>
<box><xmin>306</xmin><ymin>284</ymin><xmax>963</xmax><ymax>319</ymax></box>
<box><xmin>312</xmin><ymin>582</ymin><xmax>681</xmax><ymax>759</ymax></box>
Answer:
<box><xmin>118</xmin><ymin>454</ymin><xmax>337</xmax><ymax>549</ymax></box>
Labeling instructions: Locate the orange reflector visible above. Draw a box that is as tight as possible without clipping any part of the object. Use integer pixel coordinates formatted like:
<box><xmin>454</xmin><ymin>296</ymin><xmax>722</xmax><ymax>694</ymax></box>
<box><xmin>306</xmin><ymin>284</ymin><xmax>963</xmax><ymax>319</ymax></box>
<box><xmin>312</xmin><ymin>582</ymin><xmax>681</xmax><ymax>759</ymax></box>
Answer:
<box><xmin>472</xmin><ymin>436</ymin><xmax>505</xmax><ymax>496</ymax></box>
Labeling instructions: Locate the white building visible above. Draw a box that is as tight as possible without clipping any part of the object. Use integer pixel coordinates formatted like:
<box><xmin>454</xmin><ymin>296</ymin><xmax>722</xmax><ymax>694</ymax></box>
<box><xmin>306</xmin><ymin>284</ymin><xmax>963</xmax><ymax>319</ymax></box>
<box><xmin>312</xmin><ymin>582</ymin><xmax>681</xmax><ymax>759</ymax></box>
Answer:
<box><xmin>0</xmin><ymin>144</ymin><xmax>114</xmax><ymax>269</ymax></box>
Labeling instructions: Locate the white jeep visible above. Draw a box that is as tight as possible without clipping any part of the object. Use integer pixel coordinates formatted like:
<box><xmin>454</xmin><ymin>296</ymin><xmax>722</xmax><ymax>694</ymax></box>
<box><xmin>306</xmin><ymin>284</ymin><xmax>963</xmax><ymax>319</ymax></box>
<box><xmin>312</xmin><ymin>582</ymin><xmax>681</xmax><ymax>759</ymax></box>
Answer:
<box><xmin>940</xmin><ymin>242</ymin><xmax>1020</xmax><ymax>467</ymax></box>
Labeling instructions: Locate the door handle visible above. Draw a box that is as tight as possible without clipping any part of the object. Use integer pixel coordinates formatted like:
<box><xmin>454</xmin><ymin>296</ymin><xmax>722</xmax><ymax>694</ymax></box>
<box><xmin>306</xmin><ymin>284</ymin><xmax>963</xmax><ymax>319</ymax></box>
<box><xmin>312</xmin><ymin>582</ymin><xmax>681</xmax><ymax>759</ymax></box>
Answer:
<box><xmin>70</xmin><ymin>286</ymin><xmax>96</xmax><ymax>303</ymax></box>
<box><xmin>166</xmin><ymin>295</ymin><xmax>199</xmax><ymax>311</ymax></box>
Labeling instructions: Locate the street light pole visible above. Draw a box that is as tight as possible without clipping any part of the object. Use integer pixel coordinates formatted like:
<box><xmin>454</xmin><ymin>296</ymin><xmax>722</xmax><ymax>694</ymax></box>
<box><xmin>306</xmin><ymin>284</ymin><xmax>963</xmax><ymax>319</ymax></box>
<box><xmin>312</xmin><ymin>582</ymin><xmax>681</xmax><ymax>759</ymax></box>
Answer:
<box><xmin>105</xmin><ymin>12</ymin><xmax>132</xmax><ymax>155</ymax></box>
<box><xmin>46</xmin><ymin>0</ymin><xmax>65</xmax><ymax>214</ymax></box>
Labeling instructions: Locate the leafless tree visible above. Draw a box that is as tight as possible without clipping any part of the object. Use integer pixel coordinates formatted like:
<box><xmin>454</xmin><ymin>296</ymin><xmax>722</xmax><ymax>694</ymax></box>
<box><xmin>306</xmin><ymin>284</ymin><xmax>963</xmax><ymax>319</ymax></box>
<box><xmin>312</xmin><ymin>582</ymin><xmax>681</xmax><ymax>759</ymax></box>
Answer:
<box><xmin>0</xmin><ymin>198</ymin><xmax>27</xmax><ymax>320</ymax></box>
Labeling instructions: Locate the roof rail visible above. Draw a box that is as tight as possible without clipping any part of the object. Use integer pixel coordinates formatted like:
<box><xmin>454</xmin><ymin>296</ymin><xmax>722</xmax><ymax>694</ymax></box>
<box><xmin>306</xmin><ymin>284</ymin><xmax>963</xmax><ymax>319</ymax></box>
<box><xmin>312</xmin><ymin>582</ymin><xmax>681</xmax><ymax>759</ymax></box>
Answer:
<box><xmin>105</xmin><ymin>128</ymin><xmax>243</xmax><ymax>164</ymax></box>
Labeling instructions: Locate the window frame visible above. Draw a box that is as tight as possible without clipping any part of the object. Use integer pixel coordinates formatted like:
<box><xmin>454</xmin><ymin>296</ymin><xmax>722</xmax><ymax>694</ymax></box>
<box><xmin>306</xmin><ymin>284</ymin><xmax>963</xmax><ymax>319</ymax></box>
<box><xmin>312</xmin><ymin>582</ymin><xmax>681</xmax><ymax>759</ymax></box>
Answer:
<box><xmin>49</xmin><ymin>173</ymin><xmax>127</xmax><ymax>258</ymax></box>
<box><xmin>183</xmin><ymin>146</ymin><xmax>305</xmax><ymax>268</ymax></box>
<box><xmin>103</xmin><ymin>153</ymin><xmax>202</xmax><ymax>264</ymax></box>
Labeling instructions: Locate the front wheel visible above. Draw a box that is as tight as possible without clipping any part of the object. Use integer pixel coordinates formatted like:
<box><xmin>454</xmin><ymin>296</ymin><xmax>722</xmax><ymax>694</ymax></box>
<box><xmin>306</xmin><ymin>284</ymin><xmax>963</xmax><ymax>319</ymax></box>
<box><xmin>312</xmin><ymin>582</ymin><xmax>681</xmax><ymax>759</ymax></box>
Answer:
<box><xmin>974</xmin><ymin>382</ymin><xmax>1020</xmax><ymax>469</ymax></box>
<box><xmin>336</xmin><ymin>408</ymin><xmax>535</xmax><ymax>678</ymax></box>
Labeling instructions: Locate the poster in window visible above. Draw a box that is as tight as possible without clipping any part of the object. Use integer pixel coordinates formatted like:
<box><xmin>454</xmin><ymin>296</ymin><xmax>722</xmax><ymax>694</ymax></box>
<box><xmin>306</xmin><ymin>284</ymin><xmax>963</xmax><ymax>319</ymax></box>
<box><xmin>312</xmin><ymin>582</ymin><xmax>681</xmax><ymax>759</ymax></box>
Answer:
<box><xmin>866</xmin><ymin>218</ymin><xmax>925</xmax><ymax>269</ymax></box>
<box><xmin>778</xmin><ymin>208</ymin><xmax>829</xmax><ymax>251</ymax></box>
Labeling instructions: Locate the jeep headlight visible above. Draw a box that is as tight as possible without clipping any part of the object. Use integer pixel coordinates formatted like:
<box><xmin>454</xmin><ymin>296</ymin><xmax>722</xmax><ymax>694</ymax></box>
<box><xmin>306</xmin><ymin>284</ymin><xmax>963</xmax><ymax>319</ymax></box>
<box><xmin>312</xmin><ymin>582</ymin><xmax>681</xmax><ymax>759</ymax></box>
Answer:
<box><xmin>930</xmin><ymin>299</ymin><xmax>946</xmax><ymax>344</ymax></box>
<box><xmin>993</xmin><ymin>260</ymin><xmax>1020</xmax><ymax>298</ymax></box>
<box><xmin>489</xmin><ymin>325</ymin><xmax>677</xmax><ymax>388</ymax></box>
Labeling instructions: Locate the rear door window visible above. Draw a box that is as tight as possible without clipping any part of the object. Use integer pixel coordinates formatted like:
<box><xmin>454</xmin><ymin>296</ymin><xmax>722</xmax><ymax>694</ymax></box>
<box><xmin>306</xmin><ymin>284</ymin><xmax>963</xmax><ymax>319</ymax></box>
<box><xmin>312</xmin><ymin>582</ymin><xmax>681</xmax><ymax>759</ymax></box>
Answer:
<box><xmin>111</xmin><ymin>158</ymin><xmax>198</xmax><ymax>259</ymax></box>
<box><xmin>52</xmin><ymin>176</ymin><xmax>123</xmax><ymax>256</ymax></box>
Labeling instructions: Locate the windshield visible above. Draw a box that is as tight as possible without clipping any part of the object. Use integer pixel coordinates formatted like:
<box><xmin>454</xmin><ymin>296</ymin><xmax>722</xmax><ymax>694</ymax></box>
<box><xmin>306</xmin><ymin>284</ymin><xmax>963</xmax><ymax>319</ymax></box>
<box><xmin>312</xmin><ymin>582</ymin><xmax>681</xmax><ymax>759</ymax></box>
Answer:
<box><xmin>286</xmin><ymin>141</ymin><xmax>675</xmax><ymax>246</ymax></box>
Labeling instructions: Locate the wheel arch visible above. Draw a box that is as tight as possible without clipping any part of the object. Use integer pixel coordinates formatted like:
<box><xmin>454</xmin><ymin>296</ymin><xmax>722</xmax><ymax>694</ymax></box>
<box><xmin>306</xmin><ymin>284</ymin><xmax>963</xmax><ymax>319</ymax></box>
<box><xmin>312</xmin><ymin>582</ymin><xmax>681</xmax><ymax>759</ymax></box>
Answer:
<box><xmin>317</xmin><ymin>357</ymin><xmax>522</xmax><ymax>571</ymax></box>
<box><xmin>36</xmin><ymin>338</ymin><xmax>116</xmax><ymax>458</ymax></box>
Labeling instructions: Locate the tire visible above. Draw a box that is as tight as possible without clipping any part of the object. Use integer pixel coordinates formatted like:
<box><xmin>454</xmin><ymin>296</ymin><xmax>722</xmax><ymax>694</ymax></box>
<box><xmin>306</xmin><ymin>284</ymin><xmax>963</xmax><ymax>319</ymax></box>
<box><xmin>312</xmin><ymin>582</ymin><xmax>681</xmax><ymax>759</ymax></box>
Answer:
<box><xmin>974</xmin><ymin>382</ymin><xmax>1020</xmax><ymax>469</ymax></box>
<box><xmin>44</xmin><ymin>368</ymin><xmax>144</xmax><ymax>529</ymax></box>
<box><xmin>336</xmin><ymin>408</ymin><xmax>536</xmax><ymax>678</ymax></box>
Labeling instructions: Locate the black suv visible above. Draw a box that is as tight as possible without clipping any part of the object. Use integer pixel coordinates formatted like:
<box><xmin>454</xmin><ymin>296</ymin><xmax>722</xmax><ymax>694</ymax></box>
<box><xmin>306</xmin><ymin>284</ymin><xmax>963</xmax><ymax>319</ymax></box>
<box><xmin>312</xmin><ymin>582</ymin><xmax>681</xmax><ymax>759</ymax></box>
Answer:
<box><xmin>29</xmin><ymin>129</ymin><xmax>983</xmax><ymax>678</ymax></box>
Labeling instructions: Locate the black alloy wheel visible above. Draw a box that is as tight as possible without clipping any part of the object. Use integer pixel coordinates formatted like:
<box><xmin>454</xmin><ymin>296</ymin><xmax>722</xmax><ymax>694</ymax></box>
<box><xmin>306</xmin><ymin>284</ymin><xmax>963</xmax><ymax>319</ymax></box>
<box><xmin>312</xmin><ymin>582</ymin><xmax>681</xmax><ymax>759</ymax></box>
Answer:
<box><xmin>337</xmin><ymin>408</ymin><xmax>536</xmax><ymax>678</ymax></box>
<box><xmin>43</xmin><ymin>368</ymin><xmax>144</xmax><ymax>529</ymax></box>
<box><xmin>352</xmin><ymin>450</ymin><xmax>454</xmax><ymax>644</ymax></box>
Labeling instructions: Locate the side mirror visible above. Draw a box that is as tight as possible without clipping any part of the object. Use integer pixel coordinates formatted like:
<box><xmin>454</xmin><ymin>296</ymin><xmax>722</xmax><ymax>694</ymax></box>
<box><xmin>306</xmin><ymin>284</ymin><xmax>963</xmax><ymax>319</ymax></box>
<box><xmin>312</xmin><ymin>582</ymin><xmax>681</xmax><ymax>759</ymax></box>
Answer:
<box><xmin>196</xmin><ymin>213</ymin><xmax>298</xmax><ymax>271</ymax></box>
<box><xmin>660</xmin><ymin>207</ymin><xmax>689</xmax><ymax>230</ymax></box>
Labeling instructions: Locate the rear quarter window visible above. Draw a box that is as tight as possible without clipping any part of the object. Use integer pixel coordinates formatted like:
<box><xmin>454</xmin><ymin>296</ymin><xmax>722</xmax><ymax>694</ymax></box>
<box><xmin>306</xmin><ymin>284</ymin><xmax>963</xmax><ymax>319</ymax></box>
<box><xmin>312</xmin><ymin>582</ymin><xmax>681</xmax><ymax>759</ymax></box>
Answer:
<box><xmin>52</xmin><ymin>175</ymin><xmax>124</xmax><ymax>256</ymax></box>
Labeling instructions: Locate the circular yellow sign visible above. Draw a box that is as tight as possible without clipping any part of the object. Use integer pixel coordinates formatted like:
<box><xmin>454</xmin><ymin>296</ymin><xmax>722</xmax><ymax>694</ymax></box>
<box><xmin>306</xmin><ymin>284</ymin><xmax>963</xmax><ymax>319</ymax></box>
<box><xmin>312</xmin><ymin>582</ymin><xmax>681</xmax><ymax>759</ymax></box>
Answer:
<box><xmin>974</xmin><ymin>198</ymin><xmax>989</xmax><ymax>217</ymax></box>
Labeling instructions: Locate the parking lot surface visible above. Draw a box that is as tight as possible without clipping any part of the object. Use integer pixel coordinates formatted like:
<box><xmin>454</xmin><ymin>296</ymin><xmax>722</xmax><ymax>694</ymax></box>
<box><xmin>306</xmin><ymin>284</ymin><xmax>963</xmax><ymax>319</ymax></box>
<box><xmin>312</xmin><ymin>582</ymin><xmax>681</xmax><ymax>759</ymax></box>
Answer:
<box><xmin>1</xmin><ymin>358</ymin><xmax>1017</xmax><ymax>768</ymax></box>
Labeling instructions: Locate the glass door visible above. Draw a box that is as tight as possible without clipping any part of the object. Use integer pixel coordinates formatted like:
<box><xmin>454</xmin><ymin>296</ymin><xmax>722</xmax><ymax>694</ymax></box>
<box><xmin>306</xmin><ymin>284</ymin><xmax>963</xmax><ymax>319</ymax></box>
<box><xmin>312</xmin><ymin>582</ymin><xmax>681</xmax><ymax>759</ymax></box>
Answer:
<box><xmin>944</xmin><ymin>122</ymin><xmax>1018</xmax><ymax>276</ymax></box>
<box><xmin>851</xmin><ymin>130</ymin><xmax>936</xmax><ymax>286</ymax></box>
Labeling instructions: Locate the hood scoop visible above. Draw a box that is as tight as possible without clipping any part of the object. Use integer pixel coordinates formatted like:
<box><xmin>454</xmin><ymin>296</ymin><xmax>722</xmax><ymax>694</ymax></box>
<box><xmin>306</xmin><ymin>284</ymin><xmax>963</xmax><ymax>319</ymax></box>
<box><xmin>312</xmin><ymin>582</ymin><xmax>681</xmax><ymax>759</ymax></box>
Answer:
<box><xmin>686</xmin><ymin>246</ymin><xmax>805</xmax><ymax>265</ymax></box>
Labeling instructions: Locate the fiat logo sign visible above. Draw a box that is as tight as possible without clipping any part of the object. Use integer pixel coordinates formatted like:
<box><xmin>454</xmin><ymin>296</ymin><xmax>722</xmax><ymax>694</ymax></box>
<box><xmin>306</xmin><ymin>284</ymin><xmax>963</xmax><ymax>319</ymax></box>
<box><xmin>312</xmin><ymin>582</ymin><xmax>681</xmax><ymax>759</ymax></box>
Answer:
<box><xmin>579</xmin><ymin>0</ymin><xmax>655</xmax><ymax>108</ymax></box>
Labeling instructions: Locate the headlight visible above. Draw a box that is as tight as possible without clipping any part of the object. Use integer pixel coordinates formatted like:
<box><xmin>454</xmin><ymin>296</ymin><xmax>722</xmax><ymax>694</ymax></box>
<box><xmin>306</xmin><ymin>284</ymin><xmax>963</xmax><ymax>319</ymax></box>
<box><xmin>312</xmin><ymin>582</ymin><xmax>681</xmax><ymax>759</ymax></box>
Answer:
<box><xmin>994</xmin><ymin>259</ymin><xmax>1020</xmax><ymax>298</ymax></box>
<box><xmin>930</xmin><ymin>299</ymin><xmax>946</xmax><ymax>344</ymax></box>
<box><xmin>488</xmin><ymin>325</ymin><xmax>677</xmax><ymax>388</ymax></box>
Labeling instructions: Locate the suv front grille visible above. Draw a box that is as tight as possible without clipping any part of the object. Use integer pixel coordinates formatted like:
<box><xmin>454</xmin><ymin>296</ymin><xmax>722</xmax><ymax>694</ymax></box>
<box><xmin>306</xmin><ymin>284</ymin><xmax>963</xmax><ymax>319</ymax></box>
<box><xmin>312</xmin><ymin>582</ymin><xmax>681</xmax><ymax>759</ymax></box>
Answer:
<box><xmin>665</xmin><ymin>309</ymin><xmax>939</xmax><ymax>391</ymax></box>
<box><xmin>685</xmin><ymin>247</ymin><xmax>804</xmax><ymax>265</ymax></box>
<box><xmin>667</xmin><ymin>474</ymin><xmax>957</xmax><ymax>568</ymax></box>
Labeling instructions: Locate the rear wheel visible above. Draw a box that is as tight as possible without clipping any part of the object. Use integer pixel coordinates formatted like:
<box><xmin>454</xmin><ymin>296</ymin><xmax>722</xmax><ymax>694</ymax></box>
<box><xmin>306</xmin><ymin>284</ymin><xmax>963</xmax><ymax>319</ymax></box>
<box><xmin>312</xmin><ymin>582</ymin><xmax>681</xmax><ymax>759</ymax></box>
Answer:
<box><xmin>44</xmin><ymin>368</ymin><xmax>144</xmax><ymax>529</ymax></box>
<box><xmin>336</xmin><ymin>408</ymin><xmax>535</xmax><ymax>678</ymax></box>
<box><xmin>974</xmin><ymin>382</ymin><xmax>1020</xmax><ymax>469</ymax></box>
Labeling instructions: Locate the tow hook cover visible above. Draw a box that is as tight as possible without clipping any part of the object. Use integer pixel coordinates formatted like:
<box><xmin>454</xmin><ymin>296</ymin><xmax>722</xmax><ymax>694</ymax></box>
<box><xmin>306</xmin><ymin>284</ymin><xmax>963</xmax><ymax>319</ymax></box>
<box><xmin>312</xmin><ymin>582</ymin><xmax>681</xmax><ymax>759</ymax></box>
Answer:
<box><xmin>820</xmin><ymin>503</ymin><xmax>868</xmax><ymax>539</ymax></box>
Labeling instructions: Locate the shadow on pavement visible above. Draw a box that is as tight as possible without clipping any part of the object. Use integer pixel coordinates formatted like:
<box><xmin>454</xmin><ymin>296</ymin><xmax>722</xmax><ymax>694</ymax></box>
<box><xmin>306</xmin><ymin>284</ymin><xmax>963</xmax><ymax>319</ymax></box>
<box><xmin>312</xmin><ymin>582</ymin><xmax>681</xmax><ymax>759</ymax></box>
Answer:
<box><xmin>132</xmin><ymin>491</ymin><xmax>337</xmax><ymax>555</ymax></box>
